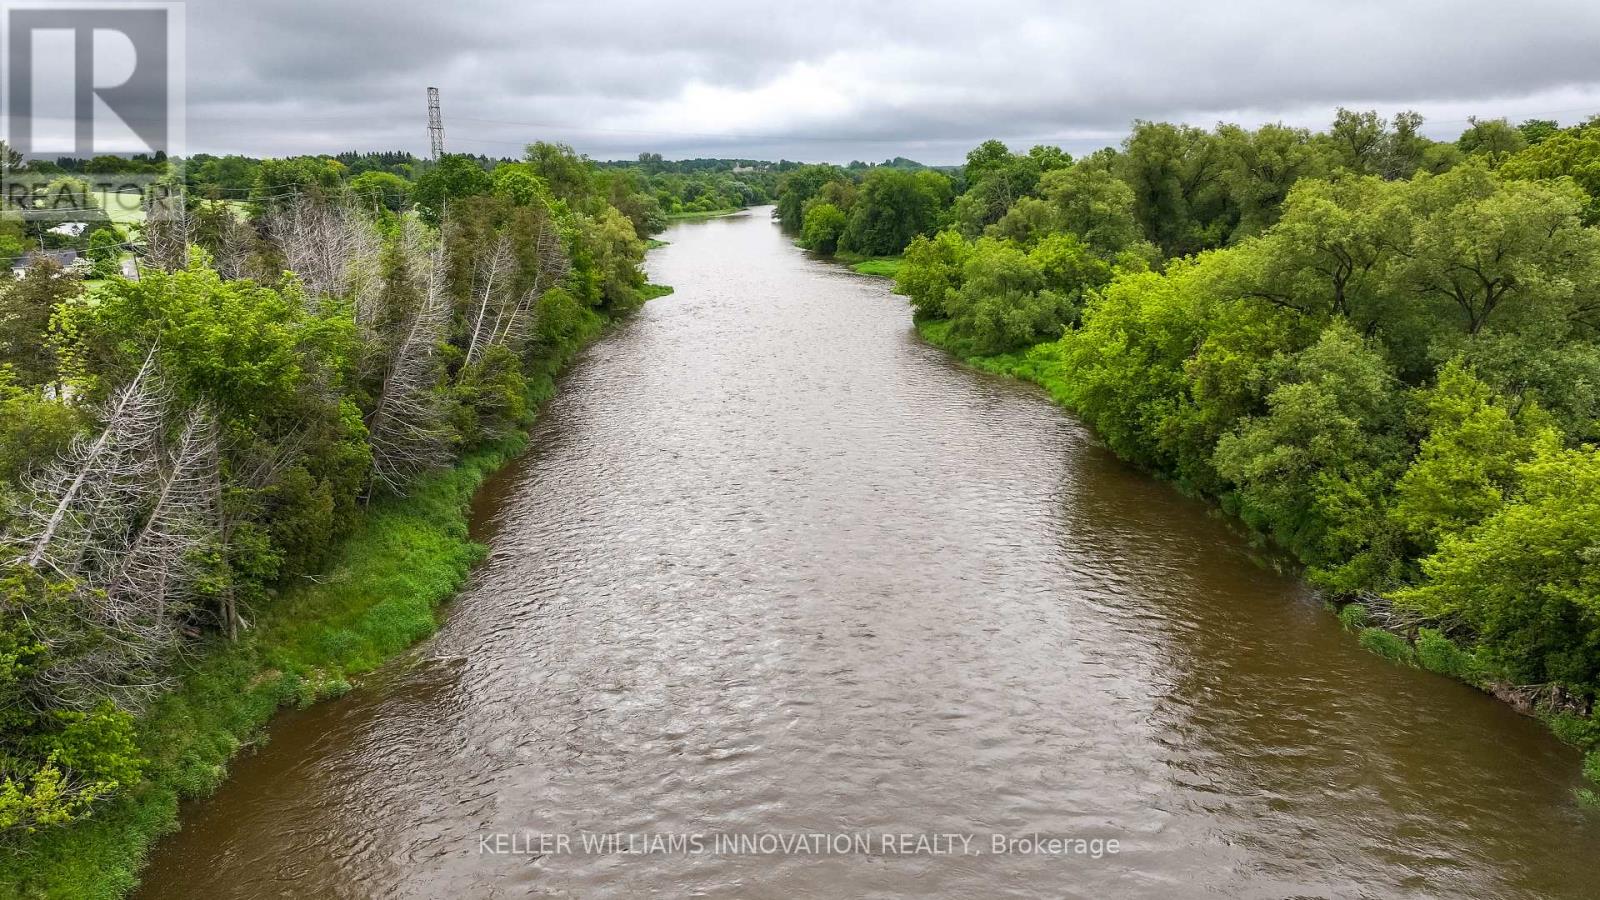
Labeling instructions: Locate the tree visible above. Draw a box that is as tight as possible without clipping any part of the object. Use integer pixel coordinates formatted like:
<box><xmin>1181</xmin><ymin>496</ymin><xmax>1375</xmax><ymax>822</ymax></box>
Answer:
<box><xmin>0</xmin><ymin>261</ymin><xmax>79</xmax><ymax>386</ymax></box>
<box><xmin>1498</xmin><ymin>120</ymin><xmax>1600</xmax><ymax>224</ymax></box>
<box><xmin>1217</xmin><ymin>123</ymin><xmax>1332</xmax><ymax>239</ymax></box>
<box><xmin>348</xmin><ymin>171</ymin><xmax>411</xmax><ymax>213</ymax></box>
<box><xmin>1393</xmin><ymin>438</ymin><xmax>1600</xmax><ymax>689</ymax></box>
<box><xmin>1396</xmin><ymin>164</ymin><xmax>1600</xmax><ymax>337</ymax></box>
<box><xmin>1390</xmin><ymin>361</ymin><xmax>1536</xmax><ymax>554</ymax></box>
<box><xmin>365</xmin><ymin>224</ymin><xmax>451</xmax><ymax>493</ymax></box>
<box><xmin>1213</xmin><ymin>323</ymin><xmax>1405</xmax><ymax>564</ymax></box>
<box><xmin>1036</xmin><ymin>162</ymin><xmax>1148</xmax><ymax>258</ymax></box>
<box><xmin>896</xmin><ymin>230</ymin><xmax>970</xmax><ymax>319</ymax></box>
<box><xmin>524</xmin><ymin>142</ymin><xmax>593</xmax><ymax>206</ymax></box>
<box><xmin>839</xmin><ymin>168</ymin><xmax>951</xmax><ymax>257</ymax></box>
<box><xmin>85</xmin><ymin>228</ymin><xmax>123</xmax><ymax>279</ymax></box>
<box><xmin>799</xmin><ymin>203</ymin><xmax>847</xmax><ymax>254</ymax></box>
<box><xmin>1456</xmin><ymin>116</ymin><xmax>1527</xmax><ymax>164</ymax></box>
<box><xmin>1118</xmin><ymin>121</ymin><xmax>1232</xmax><ymax>256</ymax></box>
<box><xmin>249</xmin><ymin>156</ymin><xmax>345</xmax><ymax>213</ymax></box>
<box><xmin>951</xmin><ymin>141</ymin><xmax>1044</xmax><ymax>236</ymax></box>
<box><xmin>775</xmin><ymin>164</ymin><xmax>848</xmax><ymax>227</ymax></box>
<box><xmin>412</xmin><ymin>155</ymin><xmax>492</xmax><ymax>227</ymax></box>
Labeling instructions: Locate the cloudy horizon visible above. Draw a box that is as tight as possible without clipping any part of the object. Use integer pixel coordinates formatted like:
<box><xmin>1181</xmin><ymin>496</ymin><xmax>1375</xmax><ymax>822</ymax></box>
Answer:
<box><xmin>183</xmin><ymin>0</ymin><xmax>1600</xmax><ymax>163</ymax></box>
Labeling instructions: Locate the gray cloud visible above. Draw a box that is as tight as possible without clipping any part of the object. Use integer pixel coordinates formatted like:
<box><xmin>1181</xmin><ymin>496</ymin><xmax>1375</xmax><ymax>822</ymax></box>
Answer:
<box><xmin>176</xmin><ymin>0</ymin><xmax>1600</xmax><ymax>163</ymax></box>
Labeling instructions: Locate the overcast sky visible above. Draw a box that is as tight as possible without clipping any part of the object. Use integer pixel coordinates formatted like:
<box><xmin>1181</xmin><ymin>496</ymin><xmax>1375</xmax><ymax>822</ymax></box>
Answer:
<box><xmin>183</xmin><ymin>0</ymin><xmax>1600</xmax><ymax>164</ymax></box>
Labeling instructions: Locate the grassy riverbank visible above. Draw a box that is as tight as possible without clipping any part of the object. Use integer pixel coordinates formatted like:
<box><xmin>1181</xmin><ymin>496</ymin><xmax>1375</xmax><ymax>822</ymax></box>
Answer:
<box><xmin>841</xmin><ymin>254</ymin><xmax>903</xmax><ymax>278</ymax></box>
<box><xmin>0</xmin><ymin>289</ymin><xmax>647</xmax><ymax>898</ymax></box>
<box><xmin>910</xmin><ymin>314</ymin><xmax>1600</xmax><ymax>799</ymax></box>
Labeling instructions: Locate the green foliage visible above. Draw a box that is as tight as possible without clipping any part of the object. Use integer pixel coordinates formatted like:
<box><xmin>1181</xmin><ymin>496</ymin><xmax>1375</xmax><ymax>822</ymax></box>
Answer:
<box><xmin>412</xmin><ymin>155</ymin><xmax>493</xmax><ymax>226</ymax></box>
<box><xmin>0</xmin><ymin>262</ymin><xmax>79</xmax><ymax>386</ymax></box>
<box><xmin>1393</xmin><ymin>439</ymin><xmax>1600</xmax><ymax>689</ymax></box>
<box><xmin>1390</xmin><ymin>361</ymin><xmax>1535</xmax><ymax>554</ymax></box>
<box><xmin>799</xmin><ymin>202</ymin><xmax>847</xmax><ymax>255</ymax></box>
<box><xmin>896</xmin><ymin>229</ymin><xmax>971</xmax><ymax>319</ymax></box>
<box><xmin>1337</xmin><ymin>603</ymin><xmax>1369</xmax><ymax>630</ymax></box>
<box><xmin>1414</xmin><ymin>628</ymin><xmax>1485</xmax><ymax>682</ymax></box>
<box><xmin>938</xmin><ymin>234</ymin><xmax>1110</xmax><ymax>355</ymax></box>
<box><xmin>250</xmin><ymin>156</ymin><xmax>344</xmax><ymax>213</ymax></box>
<box><xmin>1358</xmin><ymin>627</ymin><xmax>1415</xmax><ymax>665</ymax></box>
<box><xmin>1547</xmin><ymin>712</ymin><xmax>1600</xmax><ymax>749</ymax></box>
<box><xmin>347</xmin><ymin>171</ymin><xmax>411</xmax><ymax>212</ymax></box>
<box><xmin>950</xmin><ymin>140</ymin><xmax>1055</xmax><ymax>235</ymax></box>
<box><xmin>85</xmin><ymin>229</ymin><xmax>124</xmax><ymax>279</ymax></box>
<box><xmin>1213</xmin><ymin>324</ymin><xmax>1404</xmax><ymax>563</ymax></box>
<box><xmin>0</xmin><ymin>563</ymin><xmax>144</xmax><ymax>836</ymax></box>
<box><xmin>0</xmin><ymin>369</ymin><xmax>79</xmax><ymax>486</ymax></box>
<box><xmin>775</xmin><ymin>164</ymin><xmax>849</xmax><ymax>227</ymax></box>
<box><xmin>839</xmin><ymin>168</ymin><xmax>951</xmax><ymax>256</ymax></box>
<box><xmin>1499</xmin><ymin>120</ymin><xmax>1600</xmax><ymax>224</ymax></box>
<box><xmin>1117</xmin><ymin>121</ymin><xmax>1233</xmax><ymax>256</ymax></box>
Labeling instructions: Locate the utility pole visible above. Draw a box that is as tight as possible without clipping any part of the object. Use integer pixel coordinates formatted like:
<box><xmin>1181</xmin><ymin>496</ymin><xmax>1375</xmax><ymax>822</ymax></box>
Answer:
<box><xmin>427</xmin><ymin>87</ymin><xmax>446</xmax><ymax>160</ymax></box>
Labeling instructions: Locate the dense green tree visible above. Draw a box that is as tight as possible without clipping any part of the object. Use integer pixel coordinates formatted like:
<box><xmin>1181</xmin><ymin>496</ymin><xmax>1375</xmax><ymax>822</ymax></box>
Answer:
<box><xmin>524</xmin><ymin>142</ymin><xmax>594</xmax><ymax>206</ymax></box>
<box><xmin>1213</xmin><ymin>323</ymin><xmax>1405</xmax><ymax>564</ymax></box>
<box><xmin>839</xmin><ymin>168</ymin><xmax>951</xmax><ymax>256</ymax></box>
<box><xmin>1036</xmin><ymin>162</ymin><xmax>1149</xmax><ymax>258</ymax></box>
<box><xmin>412</xmin><ymin>155</ymin><xmax>494</xmax><ymax>226</ymax></box>
<box><xmin>1457</xmin><ymin>116</ymin><xmax>1527</xmax><ymax>164</ymax></box>
<box><xmin>1394</xmin><ymin>437</ymin><xmax>1600</xmax><ymax>689</ymax></box>
<box><xmin>1390</xmin><ymin>361</ymin><xmax>1538</xmax><ymax>554</ymax></box>
<box><xmin>1217</xmin><ymin>123</ymin><xmax>1333</xmax><ymax>239</ymax></box>
<box><xmin>0</xmin><ymin>262</ymin><xmax>79</xmax><ymax>386</ymax></box>
<box><xmin>950</xmin><ymin>141</ymin><xmax>1047</xmax><ymax>236</ymax></box>
<box><xmin>348</xmin><ymin>171</ymin><xmax>411</xmax><ymax>212</ymax></box>
<box><xmin>896</xmin><ymin>230</ymin><xmax>970</xmax><ymax>319</ymax></box>
<box><xmin>799</xmin><ymin>202</ymin><xmax>847</xmax><ymax>254</ymax></box>
<box><xmin>775</xmin><ymin>164</ymin><xmax>848</xmax><ymax>227</ymax></box>
<box><xmin>1118</xmin><ymin>121</ymin><xmax>1232</xmax><ymax>256</ymax></box>
<box><xmin>1498</xmin><ymin>120</ymin><xmax>1600</xmax><ymax>224</ymax></box>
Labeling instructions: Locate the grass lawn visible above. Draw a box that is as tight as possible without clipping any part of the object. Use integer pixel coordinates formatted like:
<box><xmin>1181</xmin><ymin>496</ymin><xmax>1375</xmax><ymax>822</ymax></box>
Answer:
<box><xmin>840</xmin><ymin>254</ymin><xmax>903</xmax><ymax>278</ymax></box>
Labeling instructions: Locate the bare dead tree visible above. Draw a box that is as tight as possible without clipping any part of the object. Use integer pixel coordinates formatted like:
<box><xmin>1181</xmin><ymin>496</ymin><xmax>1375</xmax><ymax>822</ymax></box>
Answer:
<box><xmin>268</xmin><ymin>195</ymin><xmax>384</xmax><ymax>321</ymax></box>
<box><xmin>366</xmin><ymin>228</ymin><xmax>452</xmax><ymax>494</ymax></box>
<box><xmin>210</xmin><ymin>208</ymin><xmax>259</xmax><ymax>281</ymax></box>
<box><xmin>463</xmin><ymin>235</ymin><xmax>516</xmax><ymax>367</ymax></box>
<box><xmin>105</xmin><ymin>405</ymin><xmax>218</xmax><ymax>622</ymax></box>
<box><xmin>31</xmin><ymin>406</ymin><xmax>221</xmax><ymax>711</ymax></box>
<box><xmin>16</xmin><ymin>347</ymin><xmax>166</xmax><ymax>580</ymax></box>
<box><xmin>141</xmin><ymin>196</ymin><xmax>191</xmax><ymax>273</ymax></box>
<box><xmin>490</xmin><ymin>218</ymin><xmax>571</xmax><ymax>351</ymax></box>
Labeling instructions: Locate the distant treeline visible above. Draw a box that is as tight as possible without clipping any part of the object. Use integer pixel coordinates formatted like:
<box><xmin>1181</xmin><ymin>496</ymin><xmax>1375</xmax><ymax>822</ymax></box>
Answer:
<box><xmin>784</xmin><ymin>109</ymin><xmax>1600</xmax><ymax>790</ymax></box>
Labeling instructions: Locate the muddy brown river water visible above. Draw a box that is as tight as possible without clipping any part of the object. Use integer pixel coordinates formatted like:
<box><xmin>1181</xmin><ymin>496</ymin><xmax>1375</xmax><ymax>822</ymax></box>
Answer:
<box><xmin>134</xmin><ymin>207</ymin><xmax>1600</xmax><ymax>899</ymax></box>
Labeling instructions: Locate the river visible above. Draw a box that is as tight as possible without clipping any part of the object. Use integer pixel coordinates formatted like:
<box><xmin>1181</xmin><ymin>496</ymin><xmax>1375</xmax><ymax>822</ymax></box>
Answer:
<box><xmin>134</xmin><ymin>206</ymin><xmax>1600</xmax><ymax>899</ymax></box>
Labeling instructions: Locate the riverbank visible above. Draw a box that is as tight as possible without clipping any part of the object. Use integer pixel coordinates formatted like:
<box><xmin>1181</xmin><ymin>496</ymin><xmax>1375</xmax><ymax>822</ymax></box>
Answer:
<box><xmin>836</xmin><ymin>253</ymin><xmax>903</xmax><ymax>278</ymax></box>
<box><xmin>0</xmin><ymin>286</ymin><xmax>662</xmax><ymax>899</ymax></box>
<box><xmin>664</xmin><ymin>208</ymin><xmax>744</xmax><ymax>222</ymax></box>
<box><xmin>909</xmin><ymin>314</ymin><xmax>1600</xmax><ymax>799</ymax></box>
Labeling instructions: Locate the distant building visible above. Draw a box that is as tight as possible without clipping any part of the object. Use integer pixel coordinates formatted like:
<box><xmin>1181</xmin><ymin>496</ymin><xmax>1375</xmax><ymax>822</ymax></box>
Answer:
<box><xmin>10</xmin><ymin>249</ymin><xmax>80</xmax><ymax>278</ymax></box>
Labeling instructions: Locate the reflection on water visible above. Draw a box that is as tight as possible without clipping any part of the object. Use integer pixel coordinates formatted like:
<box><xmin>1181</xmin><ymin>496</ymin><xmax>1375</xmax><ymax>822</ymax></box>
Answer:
<box><xmin>135</xmin><ymin>207</ymin><xmax>1600</xmax><ymax>899</ymax></box>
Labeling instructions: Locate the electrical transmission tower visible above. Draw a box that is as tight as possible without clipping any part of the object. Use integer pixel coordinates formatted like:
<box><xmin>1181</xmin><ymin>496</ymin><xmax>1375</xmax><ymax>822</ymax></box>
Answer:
<box><xmin>427</xmin><ymin>87</ymin><xmax>445</xmax><ymax>160</ymax></box>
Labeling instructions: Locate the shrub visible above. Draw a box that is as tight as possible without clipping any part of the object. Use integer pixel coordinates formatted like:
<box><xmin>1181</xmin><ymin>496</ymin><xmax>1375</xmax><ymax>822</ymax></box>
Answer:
<box><xmin>1358</xmin><ymin>627</ymin><xmax>1415</xmax><ymax>665</ymax></box>
<box><xmin>1414</xmin><ymin>628</ymin><xmax>1484</xmax><ymax>682</ymax></box>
